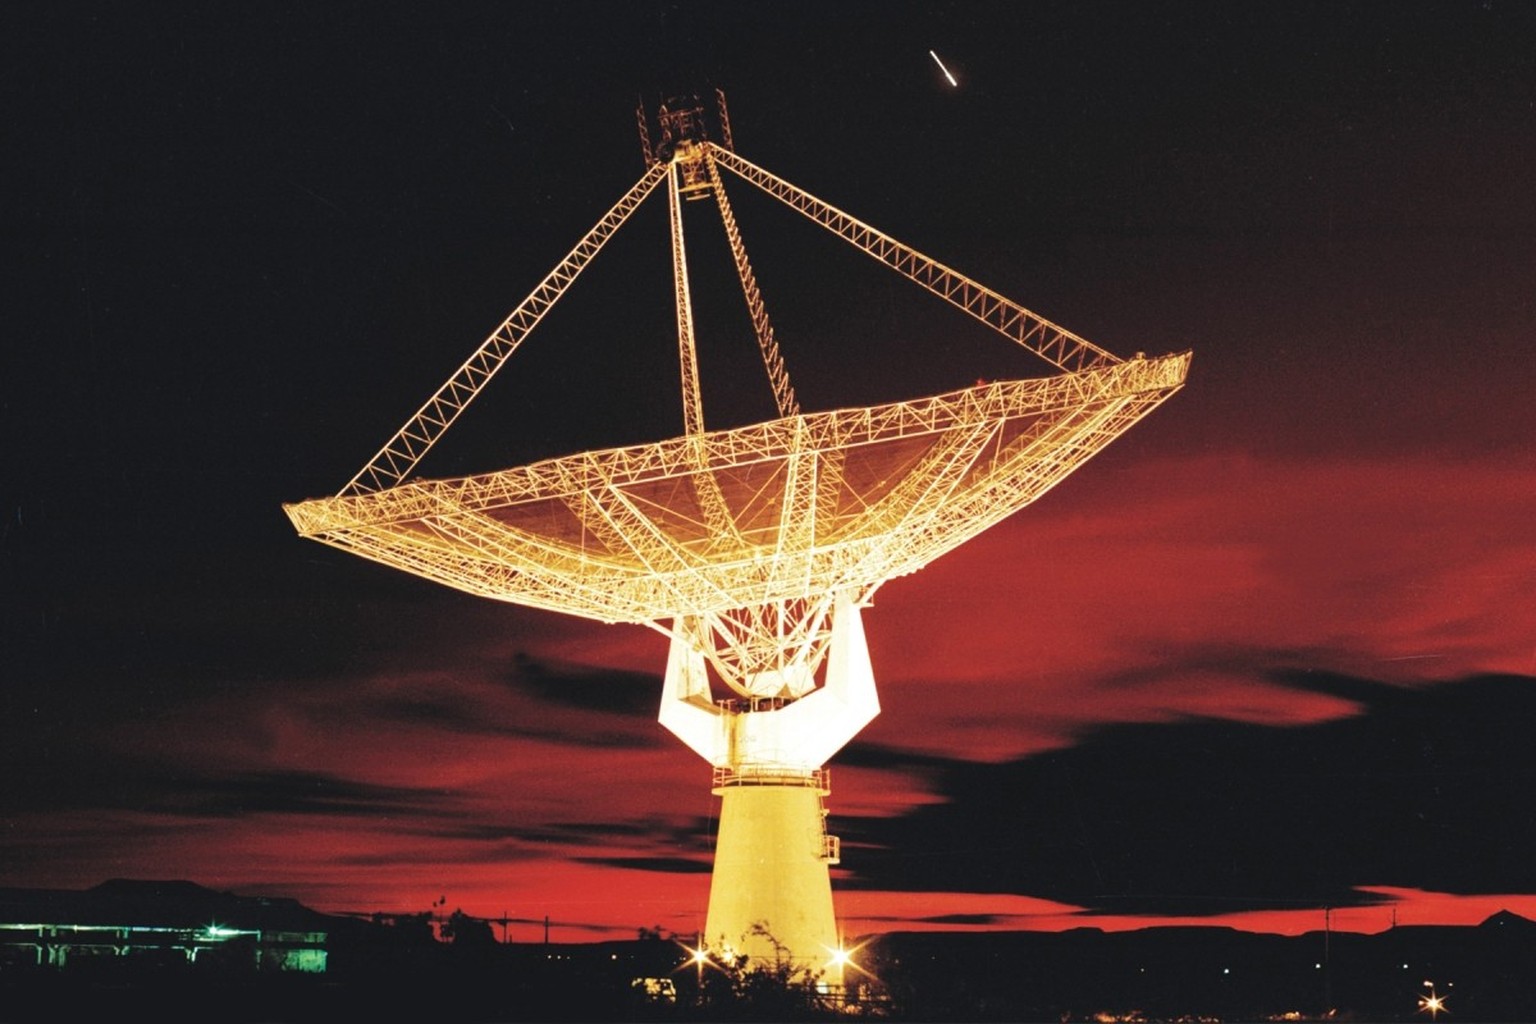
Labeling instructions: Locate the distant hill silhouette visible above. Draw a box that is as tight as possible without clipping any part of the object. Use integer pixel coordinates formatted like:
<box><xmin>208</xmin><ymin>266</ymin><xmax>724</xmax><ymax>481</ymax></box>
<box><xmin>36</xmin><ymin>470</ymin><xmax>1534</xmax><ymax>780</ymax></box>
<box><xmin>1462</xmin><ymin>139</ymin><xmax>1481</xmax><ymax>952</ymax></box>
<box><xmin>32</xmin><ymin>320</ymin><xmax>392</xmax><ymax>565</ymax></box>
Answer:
<box><xmin>5</xmin><ymin>881</ymin><xmax>1536</xmax><ymax>1020</ymax></box>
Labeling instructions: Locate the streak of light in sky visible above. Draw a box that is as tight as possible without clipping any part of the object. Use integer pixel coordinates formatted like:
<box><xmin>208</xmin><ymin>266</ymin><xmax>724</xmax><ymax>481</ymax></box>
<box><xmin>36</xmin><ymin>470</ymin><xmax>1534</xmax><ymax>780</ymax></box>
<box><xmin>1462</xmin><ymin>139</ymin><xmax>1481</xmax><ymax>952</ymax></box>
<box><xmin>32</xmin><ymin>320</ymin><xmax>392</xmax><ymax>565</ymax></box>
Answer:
<box><xmin>929</xmin><ymin>49</ymin><xmax>958</xmax><ymax>87</ymax></box>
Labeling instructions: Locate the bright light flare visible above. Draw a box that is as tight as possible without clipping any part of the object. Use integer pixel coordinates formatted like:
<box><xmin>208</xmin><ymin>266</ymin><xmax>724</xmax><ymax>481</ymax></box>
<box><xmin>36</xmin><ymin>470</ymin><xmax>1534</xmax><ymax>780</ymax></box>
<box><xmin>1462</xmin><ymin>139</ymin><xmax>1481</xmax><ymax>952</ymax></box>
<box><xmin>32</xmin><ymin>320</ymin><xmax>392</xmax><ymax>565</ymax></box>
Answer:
<box><xmin>929</xmin><ymin>49</ymin><xmax>959</xmax><ymax>87</ymax></box>
<box><xmin>823</xmin><ymin>938</ymin><xmax>875</xmax><ymax>979</ymax></box>
<box><xmin>676</xmin><ymin>941</ymin><xmax>718</xmax><ymax>977</ymax></box>
<box><xmin>1418</xmin><ymin>982</ymin><xmax>1447</xmax><ymax>1019</ymax></box>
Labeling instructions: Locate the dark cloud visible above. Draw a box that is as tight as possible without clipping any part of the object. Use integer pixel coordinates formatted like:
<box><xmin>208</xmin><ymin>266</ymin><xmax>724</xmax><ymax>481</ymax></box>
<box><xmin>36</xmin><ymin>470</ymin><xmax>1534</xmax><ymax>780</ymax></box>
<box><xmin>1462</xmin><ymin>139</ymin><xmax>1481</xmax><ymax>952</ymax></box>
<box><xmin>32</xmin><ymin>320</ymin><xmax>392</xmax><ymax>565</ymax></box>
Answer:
<box><xmin>553</xmin><ymin>821</ymin><xmax>657</xmax><ymax>838</ymax></box>
<box><xmin>839</xmin><ymin>744</ymin><xmax>969</xmax><ymax>774</ymax></box>
<box><xmin>348</xmin><ymin>692</ymin><xmax>508</xmax><ymax>734</ymax></box>
<box><xmin>1</xmin><ymin>751</ymin><xmax>432</xmax><ymax>819</ymax></box>
<box><xmin>510</xmin><ymin>725</ymin><xmax>663</xmax><ymax>751</ymax></box>
<box><xmin>552</xmin><ymin>818</ymin><xmax>714</xmax><ymax>849</ymax></box>
<box><xmin>919</xmin><ymin>913</ymin><xmax>1009</xmax><ymax>926</ymax></box>
<box><xmin>144</xmin><ymin>769</ymin><xmax>440</xmax><ymax>821</ymax></box>
<box><xmin>842</xmin><ymin>675</ymin><xmax>1536</xmax><ymax>916</ymax></box>
<box><xmin>408</xmin><ymin>822</ymin><xmax>567</xmax><ymax>845</ymax></box>
<box><xmin>507</xmin><ymin>654</ymin><xmax>661</xmax><ymax>718</ymax></box>
<box><xmin>573</xmin><ymin>857</ymin><xmax>712</xmax><ymax>875</ymax></box>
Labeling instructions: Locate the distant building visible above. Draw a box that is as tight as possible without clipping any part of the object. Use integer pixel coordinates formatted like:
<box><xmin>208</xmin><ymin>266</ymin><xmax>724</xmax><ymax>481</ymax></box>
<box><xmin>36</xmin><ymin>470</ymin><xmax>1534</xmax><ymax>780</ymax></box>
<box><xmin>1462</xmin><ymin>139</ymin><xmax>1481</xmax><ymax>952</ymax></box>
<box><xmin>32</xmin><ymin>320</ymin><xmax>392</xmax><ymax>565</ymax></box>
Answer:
<box><xmin>0</xmin><ymin>879</ymin><xmax>328</xmax><ymax>974</ymax></box>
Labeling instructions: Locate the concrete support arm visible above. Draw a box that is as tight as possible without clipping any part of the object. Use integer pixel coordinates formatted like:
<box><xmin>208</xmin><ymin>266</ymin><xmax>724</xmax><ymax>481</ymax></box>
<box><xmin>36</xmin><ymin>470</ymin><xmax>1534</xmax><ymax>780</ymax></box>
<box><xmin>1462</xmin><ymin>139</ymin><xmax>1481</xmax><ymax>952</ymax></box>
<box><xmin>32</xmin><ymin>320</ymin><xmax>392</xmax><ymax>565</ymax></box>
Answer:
<box><xmin>658</xmin><ymin>621</ymin><xmax>723</xmax><ymax>764</ymax></box>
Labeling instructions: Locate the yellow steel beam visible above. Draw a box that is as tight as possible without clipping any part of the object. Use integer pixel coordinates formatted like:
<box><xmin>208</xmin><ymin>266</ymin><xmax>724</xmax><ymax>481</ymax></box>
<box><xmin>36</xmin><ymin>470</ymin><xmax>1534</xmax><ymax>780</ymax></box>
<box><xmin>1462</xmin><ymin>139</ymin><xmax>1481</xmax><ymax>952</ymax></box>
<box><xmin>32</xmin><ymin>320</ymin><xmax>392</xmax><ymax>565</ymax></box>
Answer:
<box><xmin>707</xmin><ymin>143</ymin><xmax>1121</xmax><ymax>374</ymax></box>
<box><xmin>340</xmin><ymin>159</ymin><xmax>670</xmax><ymax>497</ymax></box>
<box><xmin>706</xmin><ymin>149</ymin><xmax>799</xmax><ymax>419</ymax></box>
<box><xmin>668</xmin><ymin>165</ymin><xmax>707</xmax><ymax>439</ymax></box>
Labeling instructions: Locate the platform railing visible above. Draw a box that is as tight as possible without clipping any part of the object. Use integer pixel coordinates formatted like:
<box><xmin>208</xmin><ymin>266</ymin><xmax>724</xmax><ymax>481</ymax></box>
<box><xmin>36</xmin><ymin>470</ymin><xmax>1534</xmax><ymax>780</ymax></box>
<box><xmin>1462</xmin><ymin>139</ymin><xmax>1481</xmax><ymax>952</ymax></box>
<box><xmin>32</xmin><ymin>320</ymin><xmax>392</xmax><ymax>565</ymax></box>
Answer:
<box><xmin>712</xmin><ymin>765</ymin><xmax>830</xmax><ymax>792</ymax></box>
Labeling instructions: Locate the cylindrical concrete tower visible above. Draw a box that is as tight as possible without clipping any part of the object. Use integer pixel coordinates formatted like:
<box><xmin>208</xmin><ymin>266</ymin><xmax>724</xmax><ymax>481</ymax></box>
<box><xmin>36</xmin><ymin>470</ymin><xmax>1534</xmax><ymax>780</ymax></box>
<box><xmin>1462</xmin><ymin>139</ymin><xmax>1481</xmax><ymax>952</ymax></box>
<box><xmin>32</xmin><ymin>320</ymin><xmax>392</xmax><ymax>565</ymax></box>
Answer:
<box><xmin>706</xmin><ymin>768</ymin><xmax>840</xmax><ymax>978</ymax></box>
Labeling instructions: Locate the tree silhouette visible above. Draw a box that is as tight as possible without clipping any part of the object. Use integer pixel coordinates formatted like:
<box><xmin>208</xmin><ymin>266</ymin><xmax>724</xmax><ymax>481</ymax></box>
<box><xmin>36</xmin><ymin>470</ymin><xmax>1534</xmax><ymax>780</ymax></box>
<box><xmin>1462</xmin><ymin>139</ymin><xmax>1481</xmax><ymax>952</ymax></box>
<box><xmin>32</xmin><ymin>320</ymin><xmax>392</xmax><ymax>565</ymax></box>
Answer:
<box><xmin>666</xmin><ymin>922</ymin><xmax>845</xmax><ymax>1021</ymax></box>
<box><xmin>442</xmin><ymin>909</ymin><xmax>494</xmax><ymax>948</ymax></box>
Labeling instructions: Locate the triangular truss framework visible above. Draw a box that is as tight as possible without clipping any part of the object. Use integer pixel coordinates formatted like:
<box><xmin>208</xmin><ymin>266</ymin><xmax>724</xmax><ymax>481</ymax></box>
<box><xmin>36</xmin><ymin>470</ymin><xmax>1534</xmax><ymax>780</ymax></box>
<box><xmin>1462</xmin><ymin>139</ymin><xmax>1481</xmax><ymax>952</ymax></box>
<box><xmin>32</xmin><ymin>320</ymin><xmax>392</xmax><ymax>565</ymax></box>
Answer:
<box><xmin>284</xmin><ymin>96</ymin><xmax>1190</xmax><ymax>697</ymax></box>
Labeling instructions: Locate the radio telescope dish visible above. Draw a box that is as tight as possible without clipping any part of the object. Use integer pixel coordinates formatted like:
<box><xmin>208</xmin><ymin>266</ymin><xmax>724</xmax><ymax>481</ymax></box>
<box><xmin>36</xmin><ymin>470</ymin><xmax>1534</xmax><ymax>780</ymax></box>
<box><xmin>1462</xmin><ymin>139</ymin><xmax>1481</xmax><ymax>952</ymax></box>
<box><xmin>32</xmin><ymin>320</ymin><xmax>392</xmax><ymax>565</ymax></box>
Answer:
<box><xmin>284</xmin><ymin>91</ymin><xmax>1189</xmax><ymax>981</ymax></box>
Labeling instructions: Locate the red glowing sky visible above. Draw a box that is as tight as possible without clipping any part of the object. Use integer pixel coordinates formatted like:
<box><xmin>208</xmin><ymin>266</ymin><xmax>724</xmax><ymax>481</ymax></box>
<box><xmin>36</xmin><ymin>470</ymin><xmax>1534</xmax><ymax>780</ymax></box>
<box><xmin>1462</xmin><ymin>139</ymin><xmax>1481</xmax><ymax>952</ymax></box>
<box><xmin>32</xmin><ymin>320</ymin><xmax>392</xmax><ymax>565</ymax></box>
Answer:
<box><xmin>4</xmin><ymin>3</ymin><xmax>1535</xmax><ymax>942</ymax></box>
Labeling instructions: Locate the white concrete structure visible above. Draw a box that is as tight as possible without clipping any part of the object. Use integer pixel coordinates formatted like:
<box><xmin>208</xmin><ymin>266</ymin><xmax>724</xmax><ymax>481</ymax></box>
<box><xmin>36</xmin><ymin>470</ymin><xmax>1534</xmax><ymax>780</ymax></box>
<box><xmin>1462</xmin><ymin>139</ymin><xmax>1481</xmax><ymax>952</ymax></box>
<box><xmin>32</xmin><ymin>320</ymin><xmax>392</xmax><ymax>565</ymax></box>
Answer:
<box><xmin>660</xmin><ymin>591</ymin><xmax>877</xmax><ymax>979</ymax></box>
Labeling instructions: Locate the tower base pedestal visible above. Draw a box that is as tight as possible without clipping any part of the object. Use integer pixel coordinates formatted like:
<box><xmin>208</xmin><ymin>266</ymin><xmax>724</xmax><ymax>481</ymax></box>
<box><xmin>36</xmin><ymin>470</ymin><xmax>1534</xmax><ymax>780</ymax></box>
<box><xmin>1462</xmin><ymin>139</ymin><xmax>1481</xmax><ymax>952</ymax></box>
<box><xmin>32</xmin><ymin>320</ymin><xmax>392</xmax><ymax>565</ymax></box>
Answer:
<box><xmin>704</xmin><ymin>769</ymin><xmax>841</xmax><ymax>985</ymax></box>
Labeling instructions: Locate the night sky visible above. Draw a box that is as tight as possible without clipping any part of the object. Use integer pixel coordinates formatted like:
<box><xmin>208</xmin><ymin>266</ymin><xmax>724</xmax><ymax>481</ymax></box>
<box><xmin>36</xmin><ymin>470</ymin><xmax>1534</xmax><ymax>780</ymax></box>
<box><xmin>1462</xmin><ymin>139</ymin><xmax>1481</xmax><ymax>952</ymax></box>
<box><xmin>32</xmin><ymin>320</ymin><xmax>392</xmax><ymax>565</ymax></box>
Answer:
<box><xmin>4</xmin><ymin>3</ymin><xmax>1535</xmax><ymax>942</ymax></box>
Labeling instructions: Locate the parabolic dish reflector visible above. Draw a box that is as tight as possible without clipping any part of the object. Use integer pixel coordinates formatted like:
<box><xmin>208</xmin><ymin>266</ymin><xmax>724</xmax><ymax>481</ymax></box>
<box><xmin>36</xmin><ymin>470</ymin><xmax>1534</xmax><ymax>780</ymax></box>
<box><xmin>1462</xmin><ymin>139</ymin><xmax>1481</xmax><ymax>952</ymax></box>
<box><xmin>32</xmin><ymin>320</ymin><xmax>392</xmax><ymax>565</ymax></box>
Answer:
<box><xmin>285</xmin><ymin>352</ymin><xmax>1188</xmax><ymax>625</ymax></box>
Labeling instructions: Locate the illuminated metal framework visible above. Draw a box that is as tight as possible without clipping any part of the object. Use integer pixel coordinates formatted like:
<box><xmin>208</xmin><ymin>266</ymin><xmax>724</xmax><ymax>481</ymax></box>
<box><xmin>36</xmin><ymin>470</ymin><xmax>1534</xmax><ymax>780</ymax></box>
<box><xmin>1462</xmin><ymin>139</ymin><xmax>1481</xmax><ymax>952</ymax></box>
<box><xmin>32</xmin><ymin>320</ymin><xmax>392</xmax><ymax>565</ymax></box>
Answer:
<box><xmin>284</xmin><ymin>96</ymin><xmax>1188</xmax><ymax>974</ymax></box>
<box><xmin>286</xmin><ymin>107</ymin><xmax>1190</xmax><ymax>696</ymax></box>
<box><xmin>289</xmin><ymin>355</ymin><xmax>1185</xmax><ymax>689</ymax></box>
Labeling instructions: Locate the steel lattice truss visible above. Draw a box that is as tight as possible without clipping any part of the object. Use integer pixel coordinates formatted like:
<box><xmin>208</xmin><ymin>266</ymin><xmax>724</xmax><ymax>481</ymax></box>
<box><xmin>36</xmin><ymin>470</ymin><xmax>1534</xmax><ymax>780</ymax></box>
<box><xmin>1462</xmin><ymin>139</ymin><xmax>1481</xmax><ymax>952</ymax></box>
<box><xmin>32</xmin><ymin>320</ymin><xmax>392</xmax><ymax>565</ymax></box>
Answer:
<box><xmin>285</xmin><ymin>108</ymin><xmax>1189</xmax><ymax>695</ymax></box>
<box><xmin>288</xmin><ymin>358</ymin><xmax>1189</xmax><ymax>616</ymax></box>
